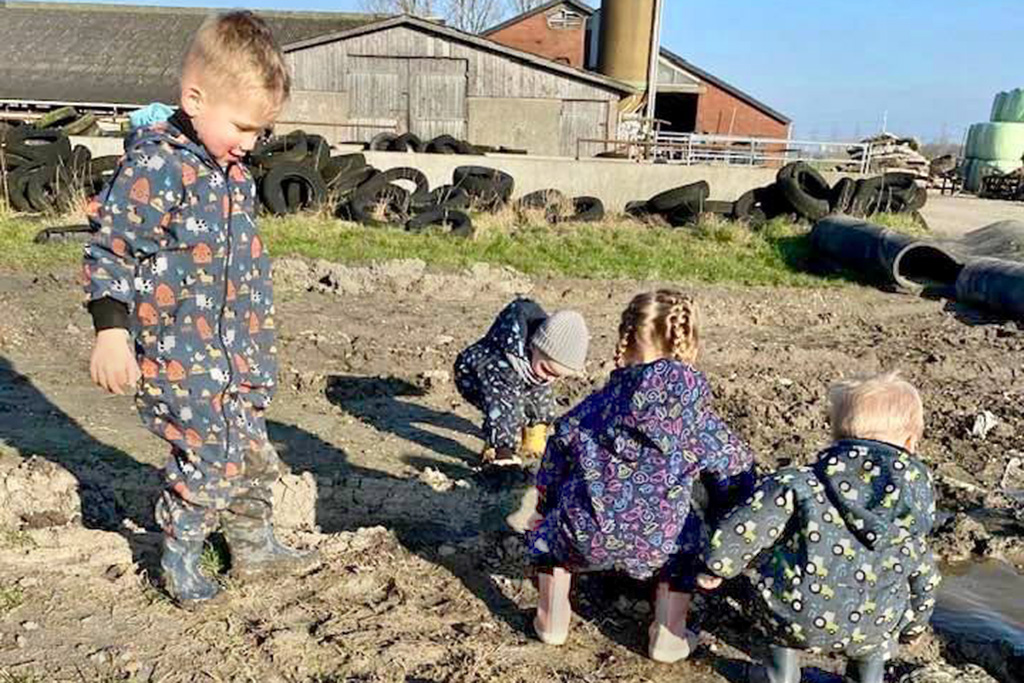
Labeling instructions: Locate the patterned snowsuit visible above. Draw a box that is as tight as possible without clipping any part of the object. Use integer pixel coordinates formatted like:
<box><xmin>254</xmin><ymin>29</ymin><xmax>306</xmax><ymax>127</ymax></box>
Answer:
<box><xmin>83</xmin><ymin>111</ymin><xmax>281</xmax><ymax>542</ymax></box>
<box><xmin>705</xmin><ymin>439</ymin><xmax>940</xmax><ymax>659</ymax></box>
<box><xmin>454</xmin><ymin>298</ymin><xmax>557</xmax><ymax>451</ymax></box>
<box><xmin>526</xmin><ymin>359</ymin><xmax>755</xmax><ymax>588</ymax></box>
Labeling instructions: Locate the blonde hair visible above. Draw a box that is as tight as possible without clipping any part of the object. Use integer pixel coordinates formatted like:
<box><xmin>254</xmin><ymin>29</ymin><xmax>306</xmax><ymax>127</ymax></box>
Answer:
<box><xmin>828</xmin><ymin>371</ymin><xmax>924</xmax><ymax>445</ymax></box>
<box><xmin>181</xmin><ymin>11</ymin><xmax>291</xmax><ymax>117</ymax></box>
<box><xmin>614</xmin><ymin>289</ymin><xmax>699</xmax><ymax>368</ymax></box>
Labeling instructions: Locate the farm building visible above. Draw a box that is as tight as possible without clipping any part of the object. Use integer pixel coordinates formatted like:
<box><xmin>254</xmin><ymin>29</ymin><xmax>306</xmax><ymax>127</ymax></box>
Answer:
<box><xmin>483</xmin><ymin>0</ymin><xmax>791</xmax><ymax>139</ymax></box>
<box><xmin>0</xmin><ymin>2</ymin><xmax>630</xmax><ymax>156</ymax></box>
<box><xmin>280</xmin><ymin>15</ymin><xmax>630</xmax><ymax>155</ymax></box>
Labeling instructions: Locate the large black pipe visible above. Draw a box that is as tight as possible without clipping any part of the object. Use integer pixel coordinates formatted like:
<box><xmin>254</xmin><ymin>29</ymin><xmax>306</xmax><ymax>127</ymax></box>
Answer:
<box><xmin>810</xmin><ymin>216</ymin><xmax>963</xmax><ymax>292</ymax></box>
<box><xmin>956</xmin><ymin>258</ymin><xmax>1024</xmax><ymax>318</ymax></box>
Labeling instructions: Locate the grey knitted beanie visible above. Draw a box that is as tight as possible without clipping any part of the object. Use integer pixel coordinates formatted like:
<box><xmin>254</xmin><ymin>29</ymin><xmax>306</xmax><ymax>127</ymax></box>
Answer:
<box><xmin>531</xmin><ymin>310</ymin><xmax>590</xmax><ymax>373</ymax></box>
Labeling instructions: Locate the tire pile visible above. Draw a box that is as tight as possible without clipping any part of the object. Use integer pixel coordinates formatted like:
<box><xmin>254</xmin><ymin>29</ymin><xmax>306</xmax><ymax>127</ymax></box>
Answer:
<box><xmin>625</xmin><ymin>162</ymin><xmax>928</xmax><ymax>228</ymax></box>
<box><xmin>366</xmin><ymin>131</ymin><xmax>526</xmax><ymax>156</ymax></box>
<box><xmin>0</xmin><ymin>109</ymin><xmax>118</xmax><ymax>215</ymax></box>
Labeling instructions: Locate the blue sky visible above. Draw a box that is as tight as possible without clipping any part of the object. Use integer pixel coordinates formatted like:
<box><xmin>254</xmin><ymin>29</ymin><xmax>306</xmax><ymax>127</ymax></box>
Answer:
<box><xmin>26</xmin><ymin>0</ymin><xmax>1024</xmax><ymax>142</ymax></box>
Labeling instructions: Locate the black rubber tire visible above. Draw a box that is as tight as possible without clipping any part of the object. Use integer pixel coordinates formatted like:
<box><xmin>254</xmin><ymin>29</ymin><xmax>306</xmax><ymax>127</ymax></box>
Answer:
<box><xmin>567</xmin><ymin>196</ymin><xmax>604</xmax><ymax>223</ymax></box>
<box><xmin>259</xmin><ymin>162</ymin><xmax>328</xmax><ymax>216</ymax></box>
<box><xmin>321</xmin><ymin>154</ymin><xmax>367</xmax><ymax>186</ymax></box>
<box><xmin>647</xmin><ymin>181</ymin><xmax>710</xmax><ymax>214</ymax></box>
<box><xmin>251</xmin><ymin>131</ymin><xmax>309</xmax><ymax>169</ymax></box>
<box><xmin>380</xmin><ymin>166</ymin><xmax>429</xmax><ymax>196</ymax></box>
<box><xmin>33</xmin><ymin>224</ymin><xmax>95</xmax><ymax>244</ymax></box>
<box><xmin>7</xmin><ymin>127</ymin><xmax>72</xmax><ymax>165</ymax></box>
<box><xmin>754</xmin><ymin>184</ymin><xmax>792</xmax><ymax>219</ymax></box>
<box><xmin>496</xmin><ymin>146</ymin><xmax>527</xmax><ymax>155</ymax></box>
<box><xmin>329</xmin><ymin>165</ymin><xmax>377</xmax><ymax>197</ymax></box>
<box><xmin>624</xmin><ymin>200</ymin><xmax>652</xmax><ymax>219</ymax></box>
<box><xmin>369</xmin><ymin>132</ymin><xmax>398</xmax><ymax>151</ymax></box>
<box><xmin>453</xmin><ymin>166</ymin><xmax>514</xmax><ymax>210</ymax></box>
<box><xmin>747</xmin><ymin>207</ymin><xmax>769</xmax><ymax>229</ymax></box>
<box><xmin>1</xmin><ymin>152</ymin><xmax>35</xmax><ymax>172</ymax></box>
<box><xmin>6</xmin><ymin>165</ymin><xmax>43</xmax><ymax>212</ymax></box>
<box><xmin>406</xmin><ymin>208</ymin><xmax>474</xmax><ymax>237</ymax></box>
<box><xmin>779</xmin><ymin>161</ymin><xmax>832</xmax><ymax>200</ymax></box>
<box><xmin>392</xmin><ymin>133</ymin><xmax>425</xmax><ymax>153</ymax></box>
<box><xmin>732</xmin><ymin>189</ymin><xmax>757</xmax><ymax>219</ymax></box>
<box><xmin>284</xmin><ymin>180</ymin><xmax>303</xmax><ymax>213</ymax></box>
<box><xmin>69</xmin><ymin>145</ymin><xmax>92</xmax><ymax>173</ymax></box>
<box><xmin>27</xmin><ymin>168</ymin><xmax>74</xmax><ymax>214</ymax></box>
<box><xmin>515</xmin><ymin>189</ymin><xmax>566</xmax><ymax>211</ymax></box>
<box><xmin>426</xmin><ymin>135</ymin><xmax>459</xmax><ymax>155</ymax></box>
<box><xmin>830</xmin><ymin>177</ymin><xmax>857</xmax><ymax>214</ymax></box>
<box><xmin>349</xmin><ymin>181</ymin><xmax>410</xmax><ymax>225</ymax></box>
<box><xmin>411</xmin><ymin>185</ymin><xmax>470</xmax><ymax>212</ymax></box>
<box><xmin>306</xmin><ymin>134</ymin><xmax>331</xmax><ymax>171</ymax></box>
<box><xmin>778</xmin><ymin>177</ymin><xmax>830</xmax><ymax>221</ymax></box>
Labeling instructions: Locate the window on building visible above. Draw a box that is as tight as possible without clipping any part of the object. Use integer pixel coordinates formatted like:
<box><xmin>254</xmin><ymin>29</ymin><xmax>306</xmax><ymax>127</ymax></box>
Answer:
<box><xmin>547</xmin><ymin>9</ymin><xmax>583</xmax><ymax>30</ymax></box>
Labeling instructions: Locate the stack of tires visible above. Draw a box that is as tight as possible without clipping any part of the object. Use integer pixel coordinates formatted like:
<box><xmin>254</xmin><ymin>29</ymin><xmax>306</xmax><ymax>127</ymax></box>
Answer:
<box><xmin>368</xmin><ymin>131</ymin><xmax>484</xmax><ymax>156</ymax></box>
<box><xmin>624</xmin><ymin>162</ymin><xmax>927</xmax><ymax>228</ymax></box>
<box><xmin>0</xmin><ymin>114</ymin><xmax>118</xmax><ymax>215</ymax></box>
<box><xmin>512</xmin><ymin>188</ymin><xmax>605</xmax><ymax>224</ymax></box>
<box><xmin>962</xmin><ymin>89</ymin><xmax>1024</xmax><ymax>192</ymax></box>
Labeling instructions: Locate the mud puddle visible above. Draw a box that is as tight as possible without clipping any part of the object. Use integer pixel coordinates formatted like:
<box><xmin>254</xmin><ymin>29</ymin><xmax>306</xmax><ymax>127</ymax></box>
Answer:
<box><xmin>934</xmin><ymin>560</ymin><xmax>1024</xmax><ymax>682</ymax></box>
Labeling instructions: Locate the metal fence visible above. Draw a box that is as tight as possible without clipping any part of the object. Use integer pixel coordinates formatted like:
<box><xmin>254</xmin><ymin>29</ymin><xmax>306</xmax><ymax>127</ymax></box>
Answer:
<box><xmin>578</xmin><ymin>132</ymin><xmax>872</xmax><ymax>173</ymax></box>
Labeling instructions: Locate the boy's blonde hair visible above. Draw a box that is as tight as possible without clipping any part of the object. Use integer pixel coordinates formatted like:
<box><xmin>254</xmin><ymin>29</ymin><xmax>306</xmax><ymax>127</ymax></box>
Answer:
<box><xmin>828</xmin><ymin>371</ymin><xmax>924</xmax><ymax>445</ymax></box>
<box><xmin>181</xmin><ymin>11</ymin><xmax>291</xmax><ymax>117</ymax></box>
<box><xmin>615</xmin><ymin>289</ymin><xmax>699</xmax><ymax>368</ymax></box>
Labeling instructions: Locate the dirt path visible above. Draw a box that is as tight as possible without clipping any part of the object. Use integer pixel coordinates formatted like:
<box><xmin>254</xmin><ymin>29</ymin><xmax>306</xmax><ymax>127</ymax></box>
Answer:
<box><xmin>0</xmin><ymin>259</ymin><xmax>1021</xmax><ymax>682</ymax></box>
<box><xmin>921</xmin><ymin>193</ymin><xmax>1024</xmax><ymax>238</ymax></box>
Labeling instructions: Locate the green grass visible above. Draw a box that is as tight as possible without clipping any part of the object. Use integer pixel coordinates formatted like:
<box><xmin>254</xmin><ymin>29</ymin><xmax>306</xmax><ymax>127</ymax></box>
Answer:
<box><xmin>0</xmin><ymin>209</ymin><xmax>878</xmax><ymax>287</ymax></box>
<box><xmin>199</xmin><ymin>537</ymin><xmax>229</xmax><ymax>577</ymax></box>
<box><xmin>0</xmin><ymin>526</ymin><xmax>36</xmax><ymax>551</ymax></box>
<box><xmin>0</xmin><ymin>585</ymin><xmax>24</xmax><ymax>616</ymax></box>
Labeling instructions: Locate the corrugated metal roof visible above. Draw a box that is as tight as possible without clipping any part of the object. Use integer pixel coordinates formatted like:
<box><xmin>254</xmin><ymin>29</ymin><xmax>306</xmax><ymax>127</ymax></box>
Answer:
<box><xmin>0</xmin><ymin>2</ymin><xmax>380</xmax><ymax>106</ymax></box>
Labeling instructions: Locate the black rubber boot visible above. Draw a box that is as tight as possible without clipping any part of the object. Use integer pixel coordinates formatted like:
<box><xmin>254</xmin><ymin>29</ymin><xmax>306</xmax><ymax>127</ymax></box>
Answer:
<box><xmin>161</xmin><ymin>535</ymin><xmax>221</xmax><ymax>606</ymax></box>
<box><xmin>222</xmin><ymin>518</ymin><xmax>319</xmax><ymax>580</ymax></box>
<box><xmin>847</xmin><ymin>655</ymin><xmax>885</xmax><ymax>683</ymax></box>
<box><xmin>765</xmin><ymin>646</ymin><xmax>801</xmax><ymax>683</ymax></box>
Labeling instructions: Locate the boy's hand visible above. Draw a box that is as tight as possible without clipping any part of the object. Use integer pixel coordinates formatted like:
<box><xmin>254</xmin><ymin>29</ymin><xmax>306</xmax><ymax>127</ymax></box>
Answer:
<box><xmin>90</xmin><ymin>328</ymin><xmax>140</xmax><ymax>395</ymax></box>
<box><xmin>697</xmin><ymin>573</ymin><xmax>723</xmax><ymax>591</ymax></box>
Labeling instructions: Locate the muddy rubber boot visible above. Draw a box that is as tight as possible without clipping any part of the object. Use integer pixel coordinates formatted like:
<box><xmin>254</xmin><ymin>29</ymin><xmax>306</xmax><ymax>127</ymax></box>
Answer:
<box><xmin>846</xmin><ymin>655</ymin><xmax>885</xmax><ymax>683</ymax></box>
<box><xmin>648</xmin><ymin>581</ymin><xmax>699</xmax><ymax>663</ymax></box>
<box><xmin>222</xmin><ymin>519</ymin><xmax>319</xmax><ymax>581</ymax></box>
<box><xmin>534</xmin><ymin>567</ymin><xmax>572</xmax><ymax>645</ymax></box>
<box><xmin>482</xmin><ymin>445</ymin><xmax>522</xmax><ymax>468</ymax></box>
<box><xmin>765</xmin><ymin>646</ymin><xmax>801</xmax><ymax>683</ymax></box>
<box><xmin>505</xmin><ymin>486</ymin><xmax>541</xmax><ymax>533</ymax></box>
<box><xmin>161</xmin><ymin>535</ymin><xmax>221</xmax><ymax>606</ymax></box>
<box><xmin>521</xmin><ymin>424</ymin><xmax>549</xmax><ymax>458</ymax></box>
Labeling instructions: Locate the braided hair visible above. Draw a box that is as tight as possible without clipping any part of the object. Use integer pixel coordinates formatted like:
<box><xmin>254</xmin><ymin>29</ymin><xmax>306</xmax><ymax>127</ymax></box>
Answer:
<box><xmin>614</xmin><ymin>289</ymin><xmax>700</xmax><ymax>368</ymax></box>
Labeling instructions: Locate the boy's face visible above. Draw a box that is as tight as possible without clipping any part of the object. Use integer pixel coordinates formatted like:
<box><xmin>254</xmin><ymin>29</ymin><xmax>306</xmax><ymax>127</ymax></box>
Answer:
<box><xmin>182</xmin><ymin>80</ymin><xmax>276</xmax><ymax>166</ymax></box>
<box><xmin>531</xmin><ymin>347</ymin><xmax>572</xmax><ymax>382</ymax></box>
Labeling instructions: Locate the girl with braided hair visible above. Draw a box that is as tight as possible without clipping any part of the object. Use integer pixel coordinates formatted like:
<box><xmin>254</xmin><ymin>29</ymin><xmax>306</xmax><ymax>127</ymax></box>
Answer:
<box><xmin>524</xmin><ymin>290</ymin><xmax>756</xmax><ymax>662</ymax></box>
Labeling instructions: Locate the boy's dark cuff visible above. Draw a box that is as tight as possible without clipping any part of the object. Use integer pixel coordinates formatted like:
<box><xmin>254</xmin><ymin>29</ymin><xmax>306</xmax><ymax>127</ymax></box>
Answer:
<box><xmin>89</xmin><ymin>298</ymin><xmax>130</xmax><ymax>332</ymax></box>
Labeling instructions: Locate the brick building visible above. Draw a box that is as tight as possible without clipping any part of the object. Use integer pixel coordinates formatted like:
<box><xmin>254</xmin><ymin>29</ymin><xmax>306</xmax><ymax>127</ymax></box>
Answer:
<box><xmin>484</xmin><ymin>1</ymin><xmax>790</xmax><ymax>139</ymax></box>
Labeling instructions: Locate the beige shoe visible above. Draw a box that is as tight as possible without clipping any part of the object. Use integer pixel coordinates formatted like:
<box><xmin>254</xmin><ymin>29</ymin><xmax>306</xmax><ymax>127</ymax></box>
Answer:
<box><xmin>534</xmin><ymin>567</ymin><xmax>572</xmax><ymax>646</ymax></box>
<box><xmin>521</xmin><ymin>424</ymin><xmax>549</xmax><ymax>458</ymax></box>
<box><xmin>648</xmin><ymin>581</ymin><xmax>699</xmax><ymax>663</ymax></box>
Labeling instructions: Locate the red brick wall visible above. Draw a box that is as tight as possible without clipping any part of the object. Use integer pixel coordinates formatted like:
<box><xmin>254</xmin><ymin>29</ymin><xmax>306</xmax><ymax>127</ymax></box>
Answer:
<box><xmin>487</xmin><ymin>4</ymin><xmax>587</xmax><ymax>68</ymax></box>
<box><xmin>697</xmin><ymin>80</ymin><xmax>789</xmax><ymax>139</ymax></box>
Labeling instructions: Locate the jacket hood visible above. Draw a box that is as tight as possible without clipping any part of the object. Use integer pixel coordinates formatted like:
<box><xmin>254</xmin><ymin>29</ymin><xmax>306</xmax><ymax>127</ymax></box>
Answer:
<box><xmin>812</xmin><ymin>438</ymin><xmax>935</xmax><ymax>550</ymax></box>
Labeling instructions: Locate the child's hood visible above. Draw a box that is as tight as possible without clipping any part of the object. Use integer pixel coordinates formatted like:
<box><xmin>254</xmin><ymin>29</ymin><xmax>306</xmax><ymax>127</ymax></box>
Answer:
<box><xmin>123</xmin><ymin>112</ymin><xmax>214</xmax><ymax>168</ymax></box>
<box><xmin>604</xmin><ymin>359</ymin><xmax>711</xmax><ymax>461</ymax></box>
<box><xmin>811</xmin><ymin>439</ymin><xmax>935</xmax><ymax>550</ymax></box>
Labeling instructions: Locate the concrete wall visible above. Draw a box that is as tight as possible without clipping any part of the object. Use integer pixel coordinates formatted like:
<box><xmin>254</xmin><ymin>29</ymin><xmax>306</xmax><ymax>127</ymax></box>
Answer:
<box><xmin>467</xmin><ymin>98</ymin><xmax>561</xmax><ymax>155</ymax></box>
<box><xmin>697</xmin><ymin>80</ymin><xmax>790</xmax><ymax>139</ymax></box>
<box><xmin>362</xmin><ymin>150</ymin><xmax>855</xmax><ymax>211</ymax></box>
<box><xmin>486</xmin><ymin>3</ymin><xmax>587</xmax><ymax>68</ymax></box>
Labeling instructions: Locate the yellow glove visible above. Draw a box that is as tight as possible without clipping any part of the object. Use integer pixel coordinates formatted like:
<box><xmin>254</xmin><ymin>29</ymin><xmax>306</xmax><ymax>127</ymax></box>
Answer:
<box><xmin>521</xmin><ymin>424</ymin><xmax>549</xmax><ymax>457</ymax></box>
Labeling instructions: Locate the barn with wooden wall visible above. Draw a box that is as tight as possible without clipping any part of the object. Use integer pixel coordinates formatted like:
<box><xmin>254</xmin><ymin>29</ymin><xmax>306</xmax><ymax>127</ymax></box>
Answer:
<box><xmin>280</xmin><ymin>15</ymin><xmax>630</xmax><ymax>156</ymax></box>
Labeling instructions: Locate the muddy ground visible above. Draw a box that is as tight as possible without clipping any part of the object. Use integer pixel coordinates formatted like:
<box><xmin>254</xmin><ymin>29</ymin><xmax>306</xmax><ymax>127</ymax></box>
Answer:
<box><xmin>0</xmin><ymin>257</ymin><xmax>1021</xmax><ymax>682</ymax></box>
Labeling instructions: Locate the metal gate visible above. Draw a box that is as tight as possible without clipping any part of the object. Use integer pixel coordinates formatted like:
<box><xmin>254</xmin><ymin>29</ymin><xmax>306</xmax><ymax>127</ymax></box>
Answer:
<box><xmin>347</xmin><ymin>55</ymin><xmax>467</xmax><ymax>142</ymax></box>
